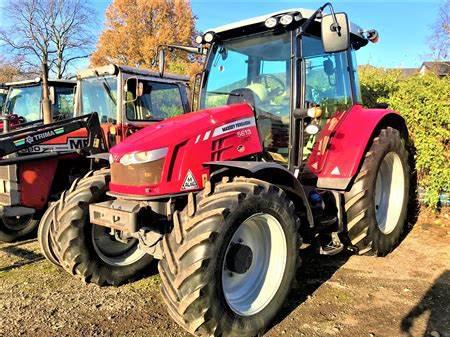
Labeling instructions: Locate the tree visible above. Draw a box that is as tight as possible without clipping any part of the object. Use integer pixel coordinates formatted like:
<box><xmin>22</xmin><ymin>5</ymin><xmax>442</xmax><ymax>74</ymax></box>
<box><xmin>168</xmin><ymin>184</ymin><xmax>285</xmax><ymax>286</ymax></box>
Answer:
<box><xmin>0</xmin><ymin>0</ymin><xmax>95</xmax><ymax>123</ymax></box>
<box><xmin>91</xmin><ymin>0</ymin><xmax>201</xmax><ymax>77</ymax></box>
<box><xmin>49</xmin><ymin>0</ymin><xmax>96</xmax><ymax>79</ymax></box>
<box><xmin>0</xmin><ymin>57</ymin><xmax>24</xmax><ymax>83</ymax></box>
<box><xmin>430</xmin><ymin>0</ymin><xmax>450</xmax><ymax>59</ymax></box>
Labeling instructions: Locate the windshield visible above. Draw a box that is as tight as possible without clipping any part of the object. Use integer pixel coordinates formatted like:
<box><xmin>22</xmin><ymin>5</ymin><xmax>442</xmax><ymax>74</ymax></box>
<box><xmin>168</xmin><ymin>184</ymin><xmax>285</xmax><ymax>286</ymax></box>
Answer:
<box><xmin>80</xmin><ymin>76</ymin><xmax>117</xmax><ymax>123</ymax></box>
<box><xmin>5</xmin><ymin>85</ymin><xmax>42</xmax><ymax>122</ymax></box>
<box><xmin>201</xmin><ymin>31</ymin><xmax>292</xmax><ymax>163</ymax></box>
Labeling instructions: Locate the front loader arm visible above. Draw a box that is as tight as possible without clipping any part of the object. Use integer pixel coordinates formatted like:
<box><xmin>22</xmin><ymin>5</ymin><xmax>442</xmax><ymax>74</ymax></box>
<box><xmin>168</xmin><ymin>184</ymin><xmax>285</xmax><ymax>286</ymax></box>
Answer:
<box><xmin>0</xmin><ymin>112</ymin><xmax>108</xmax><ymax>158</ymax></box>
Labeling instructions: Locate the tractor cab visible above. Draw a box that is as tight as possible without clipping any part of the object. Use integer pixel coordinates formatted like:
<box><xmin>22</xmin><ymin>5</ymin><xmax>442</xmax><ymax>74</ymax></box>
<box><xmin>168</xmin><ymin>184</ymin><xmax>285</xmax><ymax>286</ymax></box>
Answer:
<box><xmin>2</xmin><ymin>78</ymin><xmax>75</xmax><ymax>125</ymax></box>
<box><xmin>197</xmin><ymin>8</ymin><xmax>371</xmax><ymax>170</ymax></box>
<box><xmin>75</xmin><ymin>64</ymin><xmax>191</xmax><ymax>147</ymax></box>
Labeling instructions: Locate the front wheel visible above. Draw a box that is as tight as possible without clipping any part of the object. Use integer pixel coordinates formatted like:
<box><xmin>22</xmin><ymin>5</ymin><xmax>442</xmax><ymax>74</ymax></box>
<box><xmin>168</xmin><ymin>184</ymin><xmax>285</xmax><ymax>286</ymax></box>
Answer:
<box><xmin>344</xmin><ymin>127</ymin><xmax>410</xmax><ymax>256</ymax></box>
<box><xmin>0</xmin><ymin>215</ymin><xmax>39</xmax><ymax>242</ymax></box>
<box><xmin>38</xmin><ymin>201</ymin><xmax>61</xmax><ymax>266</ymax></box>
<box><xmin>54</xmin><ymin>170</ymin><xmax>153</xmax><ymax>286</ymax></box>
<box><xmin>159</xmin><ymin>177</ymin><xmax>300</xmax><ymax>337</ymax></box>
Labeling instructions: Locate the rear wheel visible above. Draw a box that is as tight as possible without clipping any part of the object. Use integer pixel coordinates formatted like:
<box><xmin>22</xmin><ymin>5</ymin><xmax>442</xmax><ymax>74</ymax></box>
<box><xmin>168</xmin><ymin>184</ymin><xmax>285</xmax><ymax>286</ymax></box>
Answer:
<box><xmin>54</xmin><ymin>170</ymin><xmax>153</xmax><ymax>286</ymax></box>
<box><xmin>0</xmin><ymin>215</ymin><xmax>39</xmax><ymax>243</ymax></box>
<box><xmin>344</xmin><ymin>127</ymin><xmax>409</xmax><ymax>256</ymax></box>
<box><xmin>159</xmin><ymin>177</ymin><xmax>300</xmax><ymax>337</ymax></box>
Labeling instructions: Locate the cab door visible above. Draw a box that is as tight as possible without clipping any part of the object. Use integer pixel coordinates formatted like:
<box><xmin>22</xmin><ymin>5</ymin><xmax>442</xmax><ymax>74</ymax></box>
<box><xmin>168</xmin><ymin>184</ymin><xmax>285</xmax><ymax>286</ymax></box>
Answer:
<box><xmin>301</xmin><ymin>35</ymin><xmax>354</xmax><ymax>173</ymax></box>
<box><xmin>121</xmin><ymin>79</ymin><xmax>188</xmax><ymax>139</ymax></box>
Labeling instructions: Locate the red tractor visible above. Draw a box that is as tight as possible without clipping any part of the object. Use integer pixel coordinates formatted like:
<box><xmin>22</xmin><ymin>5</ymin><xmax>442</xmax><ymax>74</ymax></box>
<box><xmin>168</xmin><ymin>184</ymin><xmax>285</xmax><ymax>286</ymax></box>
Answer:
<box><xmin>0</xmin><ymin>65</ymin><xmax>190</xmax><ymax>249</ymax></box>
<box><xmin>0</xmin><ymin>78</ymin><xmax>76</xmax><ymax>131</ymax></box>
<box><xmin>52</xmin><ymin>4</ymin><xmax>412</xmax><ymax>337</ymax></box>
<box><xmin>35</xmin><ymin>64</ymin><xmax>192</xmax><ymax>281</ymax></box>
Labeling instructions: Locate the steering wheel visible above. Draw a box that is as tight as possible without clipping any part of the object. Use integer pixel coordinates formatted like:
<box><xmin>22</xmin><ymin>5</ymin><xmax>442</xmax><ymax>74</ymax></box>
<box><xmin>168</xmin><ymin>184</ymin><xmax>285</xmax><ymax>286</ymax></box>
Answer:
<box><xmin>260</xmin><ymin>74</ymin><xmax>286</xmax><ymax>100</ymax></box>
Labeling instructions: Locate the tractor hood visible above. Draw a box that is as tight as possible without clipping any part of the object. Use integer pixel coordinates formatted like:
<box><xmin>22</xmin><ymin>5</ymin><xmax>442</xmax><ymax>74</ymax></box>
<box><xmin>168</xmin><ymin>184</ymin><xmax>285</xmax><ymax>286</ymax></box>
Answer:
<box><xmin>110</xmin><ymin>103</ymin><xmax>256</xmax><ymax>158</ymax></box>
<box><xmin>108</xmin><ymin>103</ymin><xmax>262</xmax><ymax>197</ymax></box>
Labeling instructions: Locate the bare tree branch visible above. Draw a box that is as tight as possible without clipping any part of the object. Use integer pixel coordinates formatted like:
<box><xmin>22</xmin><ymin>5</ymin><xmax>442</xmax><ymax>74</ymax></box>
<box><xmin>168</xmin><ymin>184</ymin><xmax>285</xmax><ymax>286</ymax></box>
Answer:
<box><xmin>0</xmin><ymin>0</ymin><xmax>96</xmax><ymax>78</ymax></box>
<box><xmin>0</xmin><ymin>0</ymin><xmax>96</xmax><ymax>123</ymax></box>
<box><xmin>430</xmin><ymin>0</ymin><xmax>450</xmax><ymax>60</ymax></box>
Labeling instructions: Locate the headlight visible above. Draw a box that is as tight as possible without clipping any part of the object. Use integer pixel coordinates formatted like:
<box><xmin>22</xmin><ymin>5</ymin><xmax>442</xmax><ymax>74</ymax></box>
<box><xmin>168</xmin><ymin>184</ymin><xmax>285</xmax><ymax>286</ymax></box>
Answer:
<box><xmin>119</xmin><ymin>148</ymin><xmax>168</xmax><ymax>165</ymax></box>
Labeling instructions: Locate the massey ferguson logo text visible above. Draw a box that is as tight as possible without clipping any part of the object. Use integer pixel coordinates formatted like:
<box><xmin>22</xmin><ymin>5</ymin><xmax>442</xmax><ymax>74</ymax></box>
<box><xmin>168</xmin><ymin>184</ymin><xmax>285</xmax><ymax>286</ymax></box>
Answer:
<box><xmin>221</xmin><ymin>120</ymin><xmax>251</xmax><ymax>132</ymax></box>
<box><xmin>212</xmin><ymin>117</ymin><xmax>256</xmax><ymax>137</ymax></box>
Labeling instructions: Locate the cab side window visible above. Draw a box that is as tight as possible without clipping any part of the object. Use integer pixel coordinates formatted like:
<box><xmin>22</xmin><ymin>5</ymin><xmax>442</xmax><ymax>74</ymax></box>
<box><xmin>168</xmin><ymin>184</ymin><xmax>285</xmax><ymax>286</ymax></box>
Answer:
<box><xmin>303</xmin><ymin>35</ymin><xmax>353</xmax><ymax>116</ymax></box>
<box><xmin>302</xmin><ymin>35</ymin><xmax>353</xmax><ymax>160</ymax></box>
<box><xmin>126</xmin><ymin>81</ymin><xmax>184</xmax><ymax>121</ymax></box>
<box><xmin>53</xmin><ymin>86</ymin><xmax>75</xmax><ymax>119</ymax></box>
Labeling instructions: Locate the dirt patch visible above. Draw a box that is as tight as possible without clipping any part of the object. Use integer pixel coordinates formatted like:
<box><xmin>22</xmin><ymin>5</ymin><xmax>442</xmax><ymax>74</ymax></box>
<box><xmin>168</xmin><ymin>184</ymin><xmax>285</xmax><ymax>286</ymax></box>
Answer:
<box><xmin>0</xmin><ymin>211</ymin><xmax>449</xmax><ymax>337</ymax></box>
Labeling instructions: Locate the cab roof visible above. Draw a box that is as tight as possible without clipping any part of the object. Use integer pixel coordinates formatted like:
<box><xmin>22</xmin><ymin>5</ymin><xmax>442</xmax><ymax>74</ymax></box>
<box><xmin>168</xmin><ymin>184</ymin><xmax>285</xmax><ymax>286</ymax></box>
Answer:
<box><xmin>5</xmin><ymin>77</ymin><xmax>75</xmax><ymax>87</ymax></box>
<box><xmin>207</xmin><ymin>8</ymin><xmax>366</xmax><ymax>41</ymax></box>
<box><xmin>77</xmin><ymin>64</ymin><xmax>190</xmax><ymax>82</ymax></box>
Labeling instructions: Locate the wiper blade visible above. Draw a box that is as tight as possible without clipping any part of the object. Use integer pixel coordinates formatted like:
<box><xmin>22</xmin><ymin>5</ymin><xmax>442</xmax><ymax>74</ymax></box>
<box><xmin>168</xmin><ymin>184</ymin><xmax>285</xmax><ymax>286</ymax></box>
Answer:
<box><xmin>102</xmin><ymin>82</ymin><xmax>117</xmax><ymax>105</ymax></box>
<box><xmin>94</xmin><ymin>70</ymin><xmax>117</xmax><ymax>105</ymax></box>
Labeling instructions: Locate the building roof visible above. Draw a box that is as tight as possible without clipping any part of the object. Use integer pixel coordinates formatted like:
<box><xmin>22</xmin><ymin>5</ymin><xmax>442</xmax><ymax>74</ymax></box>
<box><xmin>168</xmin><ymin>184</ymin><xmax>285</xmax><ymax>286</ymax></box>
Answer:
<box><xmin>395</xmin><ymin>68</ymin><xmax>419</xmax><ymax>79</ymax></box>
<box><xmin>207</xmin><ymin>8</ymin><xmax>366</xmax><ymax>40</ymax></box>
<box><xmin>420</xmin><ymin>61</ymin><xmax>450</xmax><ymax>76</ymax></box>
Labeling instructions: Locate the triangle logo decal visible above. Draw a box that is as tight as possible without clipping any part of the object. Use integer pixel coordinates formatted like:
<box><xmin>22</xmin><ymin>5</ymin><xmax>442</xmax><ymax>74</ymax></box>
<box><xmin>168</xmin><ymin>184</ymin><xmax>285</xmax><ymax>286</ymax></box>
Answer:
<box><xmin>181</xmin><ymin>170</ymin><xmax>199</xmax><ymax>190</ymax></box>
<box><xmin>331</xmin><ymin>166</ymin><xmax>341</xmax><ymax>175</ymax></box>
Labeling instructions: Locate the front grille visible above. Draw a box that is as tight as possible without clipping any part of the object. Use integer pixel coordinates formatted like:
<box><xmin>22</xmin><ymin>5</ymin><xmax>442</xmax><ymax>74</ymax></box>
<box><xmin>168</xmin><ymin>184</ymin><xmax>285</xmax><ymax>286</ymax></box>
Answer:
<box><xmin>111</xmin><ymin>159</ymin><xmax>164</xmax><ymax>186</ymax></box>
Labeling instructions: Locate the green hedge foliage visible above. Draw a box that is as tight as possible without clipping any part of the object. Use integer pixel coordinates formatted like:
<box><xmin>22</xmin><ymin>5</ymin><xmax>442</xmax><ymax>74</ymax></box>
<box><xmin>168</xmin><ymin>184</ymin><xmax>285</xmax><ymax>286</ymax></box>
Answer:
<box><xmin>359</xmin><ymin>66</ymin><xmax>450</xmax><ymax>207</ymax></box>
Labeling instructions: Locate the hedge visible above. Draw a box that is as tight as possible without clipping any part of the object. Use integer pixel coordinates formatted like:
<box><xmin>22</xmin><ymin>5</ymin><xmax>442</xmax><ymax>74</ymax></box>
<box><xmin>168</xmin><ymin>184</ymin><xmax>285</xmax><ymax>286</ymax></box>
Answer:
<box><xmin>359</xmin><ymin>66</ymin><xmax>450</xmax><ymax>208</ymax></box>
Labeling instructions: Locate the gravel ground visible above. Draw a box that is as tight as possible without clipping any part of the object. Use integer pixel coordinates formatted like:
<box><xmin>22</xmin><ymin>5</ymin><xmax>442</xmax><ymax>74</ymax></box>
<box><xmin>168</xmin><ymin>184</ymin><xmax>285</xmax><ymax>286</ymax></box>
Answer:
<box><xmin>0</xmin><ymin>210</ymin><xmax>449</xmax><ymax>337</ymax></box>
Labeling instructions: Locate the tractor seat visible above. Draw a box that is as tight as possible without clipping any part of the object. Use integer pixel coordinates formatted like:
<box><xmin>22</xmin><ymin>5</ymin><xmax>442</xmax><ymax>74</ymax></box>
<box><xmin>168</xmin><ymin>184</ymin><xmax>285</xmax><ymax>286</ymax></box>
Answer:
<box><xmin>226</xmin><ymin>88</ymin><xmax>258</xmax><ymax>107</ymax></box>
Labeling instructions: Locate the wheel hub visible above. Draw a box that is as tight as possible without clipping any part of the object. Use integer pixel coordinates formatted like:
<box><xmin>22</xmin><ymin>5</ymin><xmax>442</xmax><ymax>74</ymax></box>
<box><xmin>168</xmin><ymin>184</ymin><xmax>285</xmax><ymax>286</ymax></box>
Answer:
<box><xmin>221</xmin><ymin>213</ymin><xmax>287</xmax><ymax>316</ymax></box>
<box><xmin>226</xmin><ymin>243</ymin><xmax>253</xmax><ymax>274</ymax></box>
<box><xmin>374</xmin><ymin>151</ymin><xmax>405</xmax><ymax>234</ymax></box>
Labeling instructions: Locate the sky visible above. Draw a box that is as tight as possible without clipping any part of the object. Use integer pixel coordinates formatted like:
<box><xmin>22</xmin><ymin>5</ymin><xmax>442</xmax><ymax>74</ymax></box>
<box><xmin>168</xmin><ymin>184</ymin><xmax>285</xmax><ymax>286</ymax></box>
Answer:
<box><xmin>0</xmin><ymin>0</ymin><xmax>445</xmax><ymax>69</ymax></box>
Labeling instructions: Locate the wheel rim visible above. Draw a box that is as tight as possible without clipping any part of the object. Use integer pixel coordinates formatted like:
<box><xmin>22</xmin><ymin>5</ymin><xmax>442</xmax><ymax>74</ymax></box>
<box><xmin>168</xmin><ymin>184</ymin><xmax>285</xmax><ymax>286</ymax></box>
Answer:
<box><xmin>374</xmin><ymin>152</ymin><xmax>405</xmax><ymax>234</ymax></box>
<box><xmin>91</xmin><ymin>225</ymin><xmax>146</xmax><ymax>267</ymax></box>
<box><xmin>2</xmin><ymin>215</ymin><xmax>32</xmax><ymax>231</ymax></box>
<box><xmin>222</xmin><ymin>213</ymin><xmax>287</xmax><ymax>316</ymax></box>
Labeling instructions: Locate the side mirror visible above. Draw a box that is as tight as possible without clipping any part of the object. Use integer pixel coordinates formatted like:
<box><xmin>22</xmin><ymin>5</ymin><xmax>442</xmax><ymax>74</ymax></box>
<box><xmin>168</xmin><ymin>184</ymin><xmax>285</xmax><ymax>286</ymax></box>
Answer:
<box><xmin>321</xmin><ymin>12</ymin><xmax>350</xmax><ymax>53</ymax></box>
<box><xmin>158</xmin><ymin>48</ymin><xmax>166</xmax><ymax>78</ymax></box>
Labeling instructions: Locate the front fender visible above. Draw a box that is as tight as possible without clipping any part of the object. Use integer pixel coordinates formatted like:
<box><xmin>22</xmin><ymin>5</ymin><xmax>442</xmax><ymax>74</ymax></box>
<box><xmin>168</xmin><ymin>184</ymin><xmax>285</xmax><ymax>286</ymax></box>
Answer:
<box><xmin>307</xmin><ymin>104</ymin><xmax>408</xmax><ymax>191</ymax></box>
<box><xmin>205</xmin><ymin>161</ymin><xmax>314</xmax><ymax>227</ymax></box>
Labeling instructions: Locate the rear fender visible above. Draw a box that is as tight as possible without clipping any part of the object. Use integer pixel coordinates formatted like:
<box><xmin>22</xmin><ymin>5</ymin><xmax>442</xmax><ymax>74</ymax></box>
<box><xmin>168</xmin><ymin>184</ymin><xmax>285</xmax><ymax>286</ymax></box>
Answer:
<box><xmin>307</xmin><ymin>105</ymin><xmax>408</xmax><ymax>191</ymax></box>
<box><xmin>205</xmin><ymin>161</ymin><xmax>313</xmax><ymax>227</ymax></box>
<box><xmin>19</xmin><ymin>159</ymin><xmax>58</xmax><ymax>210</ymax></box>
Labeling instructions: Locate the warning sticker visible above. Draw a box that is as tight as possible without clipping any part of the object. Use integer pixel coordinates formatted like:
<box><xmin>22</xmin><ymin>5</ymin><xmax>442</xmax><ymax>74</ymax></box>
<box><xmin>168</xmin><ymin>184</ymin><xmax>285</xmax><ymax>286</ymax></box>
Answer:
<box><xmin>181</xmin><ymin>170</ymin><xmax>199</xmax><ymax>190</ymax></box>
